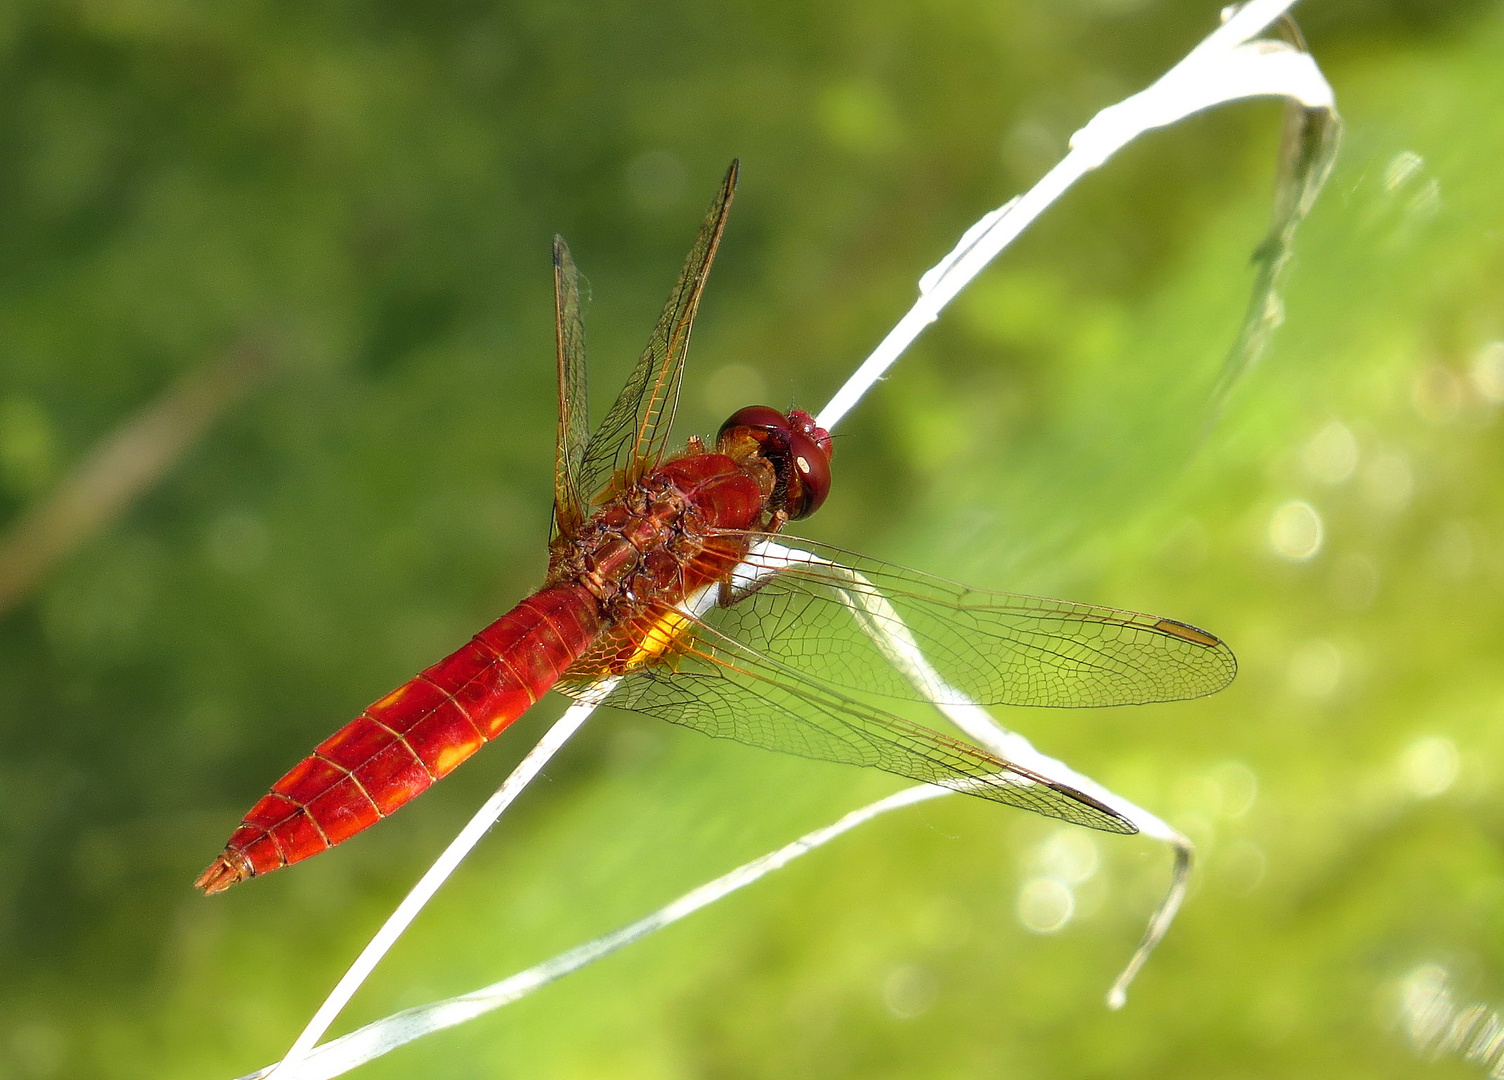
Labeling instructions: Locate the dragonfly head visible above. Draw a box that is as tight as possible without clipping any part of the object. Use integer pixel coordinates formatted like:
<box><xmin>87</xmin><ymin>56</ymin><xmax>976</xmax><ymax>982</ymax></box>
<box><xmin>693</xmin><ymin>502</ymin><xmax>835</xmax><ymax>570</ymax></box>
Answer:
<box><xmin>717</xmin><ymin>405</ymin><xmax>833</xmax><ymax>520</ymax></box>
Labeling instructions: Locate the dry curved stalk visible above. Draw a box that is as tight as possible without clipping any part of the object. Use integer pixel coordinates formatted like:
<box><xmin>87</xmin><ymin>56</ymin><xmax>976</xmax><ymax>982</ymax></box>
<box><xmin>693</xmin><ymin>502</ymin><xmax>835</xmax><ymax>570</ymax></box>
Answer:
<box><xmin>0</xmin><ymin>337</ymin><xmax>269</xmax><ymax>619</ymax></box>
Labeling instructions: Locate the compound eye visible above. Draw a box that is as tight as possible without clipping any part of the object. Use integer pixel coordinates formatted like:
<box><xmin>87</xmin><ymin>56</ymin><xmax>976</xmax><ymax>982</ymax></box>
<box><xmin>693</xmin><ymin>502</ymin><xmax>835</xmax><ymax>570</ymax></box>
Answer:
<box><xmin>785</xmin><ymin>430</ymin><xmax>831</xmax><ymax>519</ymax></box>
<box><xmin>787</xmin><ymin>409</ymin><xmax>833</xmax><ymax>460</ymax></box>
<box><xmin>716</xmin><ymin>404</ymin><xmax>833</xmax><ymax>519</ymax></box>
<box><xmin>718</xmin><ymin>405</ymin><xmax>788</xmax><ymax>442</ymax></box>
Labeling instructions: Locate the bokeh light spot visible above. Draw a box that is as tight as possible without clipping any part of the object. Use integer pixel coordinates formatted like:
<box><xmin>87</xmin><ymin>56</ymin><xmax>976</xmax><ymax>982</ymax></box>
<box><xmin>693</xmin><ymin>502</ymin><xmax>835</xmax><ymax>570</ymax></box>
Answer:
<box><xmin>819</xmin><ymin>80</ymin><xmax>903</xmax><ymax>154</ymax></box>
<box><xmin>882</xmin><ymin>965</ymin><xmax>939</xmax><ymax>1020</ymax></box>
<box><xmin>1412</xmin><ymin>364</ymin><xmax>1462</xmax><ymax>425</ymax></box>
<box><xmin>1470</xmin><ymin>341</ymin><xmax>1504</xmax><ymax>403</ymax></box>
<box><xmin>1288</xmin><ymin>639</ymin><xmax>1342</xmax><ymax>699</ymax></box>
<box><xmin>1208</xmin><ymin>761</ymin><xmax>1259</xmax><ymax>819</ymax></box>
<box><xmin>1032</xmin><ymin>828</ymin><xmax>1099</xmax><ymax>885</ymax></box>
<box><xmin>1301</xmin><ymin>420</ymin><xmax>1358</xmax><ymax>485</ymax></box>
<box><xmin>1017</xmin><ymin>878</ymin><xmax>1074</xmax><ymax>934</ymax></box>
<box><xmin>1399</xmin><ymin>736</ymin><xmax>1458</xmax><ymax>798</ymax></box>
<box><xmin>1269</xmin><ymin>500</ymin><xmax>1323</xmax><ymax>560</ymax></box>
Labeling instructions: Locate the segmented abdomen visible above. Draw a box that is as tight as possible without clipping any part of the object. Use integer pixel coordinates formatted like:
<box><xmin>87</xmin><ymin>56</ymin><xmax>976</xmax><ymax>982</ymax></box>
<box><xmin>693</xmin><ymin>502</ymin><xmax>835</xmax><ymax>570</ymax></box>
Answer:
<box><xmin>195</xmin><ymin>583</ymin><xmax>601</xmax><ymax>894</ymax></box>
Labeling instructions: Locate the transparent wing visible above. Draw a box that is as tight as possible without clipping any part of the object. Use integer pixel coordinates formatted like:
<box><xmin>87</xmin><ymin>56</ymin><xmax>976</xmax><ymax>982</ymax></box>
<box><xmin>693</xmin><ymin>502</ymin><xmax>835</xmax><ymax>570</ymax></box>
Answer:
<box><xmin>551</xmin><ymin>236</ymin><xmax>590</xmax><ymax>541</ymax></box>
<box><xmin>560</xmin><ymin>612</ymin><xmax>1135</xmax><ymax>834</ymax></box>
<box><xmin>694</xmin><ymin>535</ymin><xmax>1236</xmax><ymax>709</ymax></box>
<box><xmin>576</xmin><ymin>161</ymin><xmax>738</xmax><ymax>500</ymax></box>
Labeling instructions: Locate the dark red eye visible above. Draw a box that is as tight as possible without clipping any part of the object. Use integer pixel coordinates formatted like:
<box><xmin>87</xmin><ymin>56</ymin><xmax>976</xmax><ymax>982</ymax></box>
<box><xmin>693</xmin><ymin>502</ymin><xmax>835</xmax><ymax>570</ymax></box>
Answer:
<box><xmin>784</xmin><ymin>428</ymin><xmax>830</xmax><ymax>518</ymax></box>
<box><xmin>717</xmin><ymin>405</ymin><xmax>834</xmax><ymax>520</ymax></box>
<box><xmin>786</xmin><ymin>409</ymin><xmax>834</xmax><ymax>460</ymax></box>
<box><xmin>718</xmin><ymin>405</ymin><xmax>789</xmax><ymax>439</ymax></box>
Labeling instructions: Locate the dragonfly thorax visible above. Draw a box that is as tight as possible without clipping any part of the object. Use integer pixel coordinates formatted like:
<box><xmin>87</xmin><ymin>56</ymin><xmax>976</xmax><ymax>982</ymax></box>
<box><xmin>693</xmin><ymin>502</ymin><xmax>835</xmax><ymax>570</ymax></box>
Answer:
<box><xmin>550</xmin><ymin>450</ymin><xmax>768</xmax><ymax>625</ymax></box>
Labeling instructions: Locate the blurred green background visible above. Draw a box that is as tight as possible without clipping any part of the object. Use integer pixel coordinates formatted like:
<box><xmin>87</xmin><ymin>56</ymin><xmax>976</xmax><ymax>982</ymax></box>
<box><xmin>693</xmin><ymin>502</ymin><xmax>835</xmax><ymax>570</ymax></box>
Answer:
<box><xmin>1</xmin><ymin>0</ymin><xmax>1502</xmax><ymax>1077</ymax></box>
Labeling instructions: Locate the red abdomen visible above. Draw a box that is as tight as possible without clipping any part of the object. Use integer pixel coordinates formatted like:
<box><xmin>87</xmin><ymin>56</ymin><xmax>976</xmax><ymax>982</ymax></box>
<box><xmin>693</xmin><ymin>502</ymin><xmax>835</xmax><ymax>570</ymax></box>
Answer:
<box><xmin>195</xmin><ymin>584</ymin><xmax>601</xmax><ymax>894</ymax></box>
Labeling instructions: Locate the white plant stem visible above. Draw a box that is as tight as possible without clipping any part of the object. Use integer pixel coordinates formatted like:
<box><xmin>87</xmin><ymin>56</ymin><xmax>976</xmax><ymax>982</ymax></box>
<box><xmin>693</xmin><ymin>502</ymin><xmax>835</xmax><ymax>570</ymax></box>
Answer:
<box><xmin>249</xmin><ymin>3</ymin><xmax>1332</xmax><ymax>1076</ymax></box>
<box><xmin>817</xmin><ymin>0</ymin><xmax>1330</xmax><ymax>432</ymax></box>
<box><xmin>237</xmin><ymin>784</ymin><xmax>950</xmax><ymax>1080</ymax></box>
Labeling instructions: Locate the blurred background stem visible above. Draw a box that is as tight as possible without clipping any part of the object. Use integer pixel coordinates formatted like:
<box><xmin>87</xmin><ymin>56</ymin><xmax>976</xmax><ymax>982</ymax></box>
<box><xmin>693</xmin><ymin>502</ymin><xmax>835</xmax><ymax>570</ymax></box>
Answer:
<box><xmin>0</xmin><ymin>339</ymin><xmax>267</xmax><ymax>619</ymax></box>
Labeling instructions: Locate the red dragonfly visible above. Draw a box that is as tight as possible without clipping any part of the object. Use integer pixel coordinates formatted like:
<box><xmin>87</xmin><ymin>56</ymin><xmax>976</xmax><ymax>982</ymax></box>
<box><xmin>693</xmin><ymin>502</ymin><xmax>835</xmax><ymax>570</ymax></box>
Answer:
<box><xmin>197</xmin><ymin>162</ymin><xmax>1235</xmax><ymax>895</ymax></box>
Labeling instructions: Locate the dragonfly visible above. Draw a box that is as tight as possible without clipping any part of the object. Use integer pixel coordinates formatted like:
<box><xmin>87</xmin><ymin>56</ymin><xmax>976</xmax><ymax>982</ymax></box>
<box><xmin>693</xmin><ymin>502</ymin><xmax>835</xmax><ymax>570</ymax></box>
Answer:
<box><xmin>196</xmin><ymin>161</ymin><xmax>1236</xmax><ymax>895</ymax></box>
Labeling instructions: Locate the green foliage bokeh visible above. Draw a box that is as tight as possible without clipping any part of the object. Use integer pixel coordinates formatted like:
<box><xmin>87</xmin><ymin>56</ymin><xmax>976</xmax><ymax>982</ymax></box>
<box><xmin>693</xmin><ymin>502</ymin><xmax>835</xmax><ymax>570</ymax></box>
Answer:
<box><xmin>0</xmin><ymin>1</ymin><xmax>1501</xmax><ymax>1077</ymax></box>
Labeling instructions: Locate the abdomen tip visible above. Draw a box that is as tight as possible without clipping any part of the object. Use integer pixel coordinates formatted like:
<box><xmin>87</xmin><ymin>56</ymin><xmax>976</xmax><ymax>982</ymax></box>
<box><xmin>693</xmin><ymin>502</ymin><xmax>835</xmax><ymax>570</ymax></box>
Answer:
<box><xmin>195</xmin><ymin>852</ymin><xmax>252</xmax><ymax>896</ymax></box>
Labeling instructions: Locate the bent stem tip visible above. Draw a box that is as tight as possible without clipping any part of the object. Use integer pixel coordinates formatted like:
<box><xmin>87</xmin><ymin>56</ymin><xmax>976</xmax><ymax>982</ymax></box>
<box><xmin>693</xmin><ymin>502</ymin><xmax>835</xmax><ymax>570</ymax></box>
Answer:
<box><xmin>1104</xmin><ymin>837</ymin><xmax>1194</xmax><ymax>1010</ymax></box>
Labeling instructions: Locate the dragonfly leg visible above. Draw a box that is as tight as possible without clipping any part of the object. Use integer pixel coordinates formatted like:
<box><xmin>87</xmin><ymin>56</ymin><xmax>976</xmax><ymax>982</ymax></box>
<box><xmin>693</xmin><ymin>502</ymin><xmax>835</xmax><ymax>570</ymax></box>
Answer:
<box><xmin>718</xmin><ymin>561</ymin><xmax>781</xmax><ymax>607</ymax></box>
<box><xmin>716</xmin><ymin>510</ymin><xmax>797</xmax><ymax>608</ymax></box>
<box><xmin>717</xmin><ymin>576</ymin><xmax>753</xmax><ymax>607</ymax></box>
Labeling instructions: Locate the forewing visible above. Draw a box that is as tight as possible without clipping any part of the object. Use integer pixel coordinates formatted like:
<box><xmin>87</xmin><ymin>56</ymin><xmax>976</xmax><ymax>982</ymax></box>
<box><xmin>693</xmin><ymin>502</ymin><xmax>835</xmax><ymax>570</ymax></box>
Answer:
<box><xmin>693</xmin><ymin>536</ymin><xmax>1236</xmax><ymax>709</ymax></box>
<box><xmin>552</xmin><ymin>236</ymin><xmax>590</xmax><ymax>540</ymax></box>
<box><xmin>577</xmin><ymin>161</ymin><xmax>739</xmax><ymax>500</ymax></box>
<box><xmin>559</xmin><ymin>613</ymin><xmax>1135</xmax><ymax>834</ymax></box>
